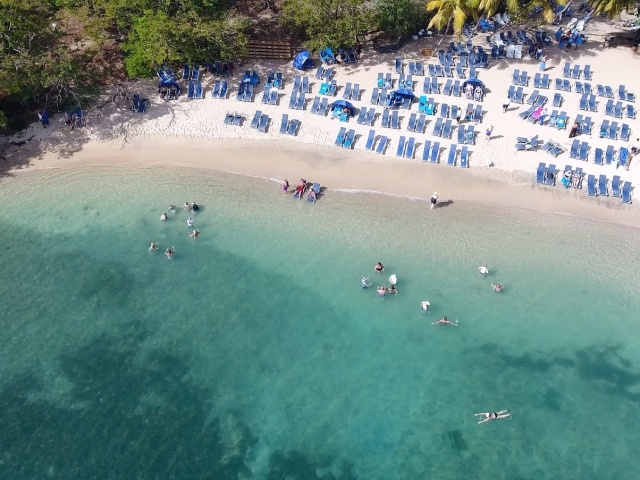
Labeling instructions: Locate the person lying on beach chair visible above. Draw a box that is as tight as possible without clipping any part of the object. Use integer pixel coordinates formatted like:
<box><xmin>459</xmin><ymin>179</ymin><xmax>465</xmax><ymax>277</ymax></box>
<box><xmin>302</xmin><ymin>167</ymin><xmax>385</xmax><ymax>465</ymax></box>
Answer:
<box><xmin>307</xmin><ymin>189</ymin><xmax>316</xmax><ymax>202</ymax></box>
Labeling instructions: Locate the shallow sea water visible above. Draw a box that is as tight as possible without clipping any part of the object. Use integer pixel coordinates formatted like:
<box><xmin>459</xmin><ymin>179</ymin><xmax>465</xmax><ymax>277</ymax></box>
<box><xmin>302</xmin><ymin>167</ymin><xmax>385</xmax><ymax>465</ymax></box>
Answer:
<box><xmin>1</xmin><ymin>166</ymin><xmax>640</xmax><ymax>480</ymax></box>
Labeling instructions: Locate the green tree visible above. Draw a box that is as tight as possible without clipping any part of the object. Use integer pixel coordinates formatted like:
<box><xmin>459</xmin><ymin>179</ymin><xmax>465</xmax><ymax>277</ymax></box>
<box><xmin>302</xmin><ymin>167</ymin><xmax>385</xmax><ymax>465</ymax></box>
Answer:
<box><xmin>281</xmin><ymin>0</ymin><xmax>372</xmax><ymax>52</ymax></box>
<box><xmin>375</xmin><ymin>0</ymin><xmax>427</xmax><ymax>38</ymax></box>
<box><xmin>589</xmin><ymin>0</ymin><xmax>636</xmax><ymax>17</ymax></box>
<box><xmin>425</xmin><ymin>0</ymin><xmax>477</xmax><ymax>38</ymax></box>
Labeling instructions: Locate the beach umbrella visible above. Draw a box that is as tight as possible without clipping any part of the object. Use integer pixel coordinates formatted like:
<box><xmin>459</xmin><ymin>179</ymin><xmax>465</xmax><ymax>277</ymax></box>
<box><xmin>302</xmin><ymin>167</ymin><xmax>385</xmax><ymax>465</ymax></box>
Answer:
<box><xmin>463</xmin><ymin>78</ymin><xmax>485</xmax><ymax>90</ymax></box>
<box><xmin>394</xmin><ymin>89</ymin><xmax>415</xmax><ymax>99</ymax></box>
<box><xmin>293</xmin><ymin>50</ymin><xmax>312</xmax><ymax>70</ymax></box>
<box><xmin>331</xmin><ymin>100</ymin><xmax>355</xmax><ymax>116</ymax></box>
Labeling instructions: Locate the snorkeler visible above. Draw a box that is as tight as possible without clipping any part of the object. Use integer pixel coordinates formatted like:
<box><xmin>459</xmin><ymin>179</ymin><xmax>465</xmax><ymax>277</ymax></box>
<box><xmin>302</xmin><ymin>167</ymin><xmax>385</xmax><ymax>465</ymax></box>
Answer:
<box><xmin>374</xmin><ymin>262</ymin><xmax>384</xmax><ymax>273</ymax></box>
<box><xmin>361</xmin><ymin>277</ymin><xmax>372</xmax><ymax>288</ymax></box>
<box><xmin>420</xmin><ymin>301</ymin><xmax>431</xmax><ymax>312</ymax></box>
<box><xmin>432</xmin><ymin>316</ymin><xmax>458</xmax><ymax>327</ymax></box>
<box><xmin>149</xmin><ymin>242</ymin><xmax>158</xmax><ymax>252</ymax></box>
<box><xmin>475</xmin><ymin>410</ymin><xmax>511</xmax><ymax>424</ymax></box>
<box><xmin>491</xmin><ymin>283</ymin><xmax>504</xmax><ymax>293</ymax></box>
<box><xmin>165</xmin><ymin>246</ymin><xmax>176</xmax><ymax>259</ymax></box>
<box><xmin>479</xmin><ymin>264</ymin><xmax>489</xmax><ymax>277</ymax></box>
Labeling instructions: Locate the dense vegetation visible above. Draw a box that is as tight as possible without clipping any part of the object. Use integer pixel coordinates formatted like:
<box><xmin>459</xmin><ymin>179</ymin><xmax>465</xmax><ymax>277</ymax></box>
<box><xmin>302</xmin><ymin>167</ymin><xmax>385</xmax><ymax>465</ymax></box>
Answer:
<box><xmin>0</xmin><ymin>0</ymin><xmax>637</xmax><ymax>131</ymax></box>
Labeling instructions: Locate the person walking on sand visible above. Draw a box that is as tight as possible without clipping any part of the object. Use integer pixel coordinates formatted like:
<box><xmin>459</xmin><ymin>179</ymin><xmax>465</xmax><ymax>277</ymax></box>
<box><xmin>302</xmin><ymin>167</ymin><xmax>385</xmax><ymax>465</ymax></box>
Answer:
<box><xmin>479</xmin><ymin>264</ymin><xmax>489</xmax><ymax>277</ymax></box>
<box><xmin>475</xmin><ymin>410</ymin><xmax>511</xmax><ymax>424</ymax></box>
<box><xmin>485</xmin><ymin>126</ymin><xmax>493</xmax><ymax>141</ymax></box>
<box><xmin>432</xmin><ymin>316</ymin><xmax>458</xmax><ymax>326</ymax></box>
<box><xmin>502</xmin><ymin>97</ymin><xmax>510</xmax><ymax>113</ymax></box>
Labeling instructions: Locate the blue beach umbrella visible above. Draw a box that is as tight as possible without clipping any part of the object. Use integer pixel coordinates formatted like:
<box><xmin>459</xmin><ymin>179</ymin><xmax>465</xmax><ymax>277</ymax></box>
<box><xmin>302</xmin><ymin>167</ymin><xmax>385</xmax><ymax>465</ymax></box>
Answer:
<box><xmin>394</xmin><ymin>89</ymin><xmax>415</xmax><ymax>99</ymax></box>
<box><xmin>331</xmin><ymin>100</ymin><xmax>355</xmax><ymax>116</ymax></box>
<box><xmin>462</xmin><ymin>79</ymin><xmax>485</xmax><ymax>90</ymax></box>
<box><xmin>293</xmin><ymin>50</ymin><xmax>312</xmax><ymax>70</ymax></box>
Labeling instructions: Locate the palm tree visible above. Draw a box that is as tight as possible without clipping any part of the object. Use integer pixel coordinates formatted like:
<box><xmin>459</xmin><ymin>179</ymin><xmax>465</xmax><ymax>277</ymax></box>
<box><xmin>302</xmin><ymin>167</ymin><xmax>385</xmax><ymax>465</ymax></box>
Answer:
<box><xmin>426</xmin><ymin>0</ymin><xmax>478</xmax><ymax>38</ymax></box>
<box><xmin>589</xmin><ymin>0</ymin><xmax>636</xmax><ymax>17</ymax></box>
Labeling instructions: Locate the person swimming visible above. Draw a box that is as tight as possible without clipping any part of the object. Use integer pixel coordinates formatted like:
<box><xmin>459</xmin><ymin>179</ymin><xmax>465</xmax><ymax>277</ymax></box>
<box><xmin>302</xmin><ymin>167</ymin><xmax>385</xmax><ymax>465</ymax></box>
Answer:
<box><xmin>420</xmin><ymin>301</ymin><xmax>431</xmax><ymax>312</ymax></box>
<box><xmin>491</xmin><ymin>283</ymin><xmax>504</xmax><ymax>293</ymax></box>
<box><xmin>149</xmin><ymin>242</ymin><xmax>158</xmax><ymax>252</ymax></box>
<box><xmin>186</xmin><ymin>217</ymin><xmax>194</xmax><ymax>227</ymax></box>
<box><xmin>168</xmin><ymin>204</ymin><xmax>177</xmax><ymax>214</ymax></box>
<box><xmin>160</xmin><ymin>213</ymin><xmax>167</xmax><ymax>222</ymax></box>
<box><xmin>377</xmin><ymin>286</ymin><xmax>387</xmax><ymax>296</ymax></box>
<box><xmin>183</xmin><ymin>202</ymin><xmax>191</xmax><ymax>212</ymax></box>
<box><xmin>165</xmin><ymin>246</ymin><xmax>176</xmax><ymax>259</ymax></box>
<box><xmin>374</xmin><ymin>262</ymin><xmax>384</xmax><ymax>273</ymax></box>
<box><xmin>388</xmin><ymin>274</ymin><xmax>397</xmax><ymax>285</ymax></box>
<box><xmin>475</xmin><ymin>410</ymin><xmax>511</xmax><ymax>424</ymax></box>
<box><xmin>479</xmin><ymin>264</ymin><xmax>489</xmax><ymax>277</ymax></box>
<box><xmin>387</xmin><ymin>285</ymin><xmax>398</xmax><ymax>295</ymax></box>
<box><xmin>189</xmin><ymin>229</ymin><xmax>200</xmax><ymax>238</ymax></box>
<box><xmin>192</xmin><ymin>202</ymin><xmax>199</xmax><ymax>212</ymax></box>
<box><xmin>432</xmin><ymin>316</ymin><xmax>458</xmax><ymax>327</ymax></box>
<box><xmin>361</xmin><ymin>277</ymin><xmax>372</xmax><ymax>288</ymax></box>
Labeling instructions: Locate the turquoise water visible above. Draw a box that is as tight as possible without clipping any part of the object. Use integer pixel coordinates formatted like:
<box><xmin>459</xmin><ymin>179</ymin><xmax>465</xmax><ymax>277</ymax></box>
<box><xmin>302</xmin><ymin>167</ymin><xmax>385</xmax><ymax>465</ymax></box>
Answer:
<box><xmin>1</xmin><ymin>166</ymin><xmax>640</xmax><ymax>479</ymax></box>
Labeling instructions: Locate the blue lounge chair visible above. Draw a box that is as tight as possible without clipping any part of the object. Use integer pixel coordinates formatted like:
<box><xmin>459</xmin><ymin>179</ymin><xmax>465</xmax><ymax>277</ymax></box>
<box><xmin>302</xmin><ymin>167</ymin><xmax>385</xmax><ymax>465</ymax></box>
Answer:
<box><xmin>343</xmin><ymin>82</ymin><xmax>352</xmax><ymax>100</ymax></box>
<box><xmin>440</xmin><ymin>103</ymin><xmax>449</xmax><ymax>118</ymax></box>
<box><xmin>431</xmin><ymin>76</ymin><xmax>439</xmax><ymax>93</ymax></box>
<box><xmin>597</xmin><ymin>84</ymin><xmax>606</xmax><ymax>97</ymax></box>
<box><xmin>419</xmin><ymin>95</ymin><xmax>428</xmax><ymax>112</ymax></box>
<box><xmin>381</xmin><ymin>109</ymin><xmax>390</xmax><ymax>128</ymax></box>
<box><xmin>365</xmin><ymin>129</ymin><xmax>375</xmax><ymax>150</ymax></box>
<box><xmin>563</xmin><ymin>63</ymin><xmax>571</xmax><ymax>78</ymax></box>
<box><xmin>574</xmin><ymin>167</ymin><xmax>583</xmax><ymax>189</ymax></box>
<box><xmin>534</xmin><ymin>73</ymin><xmax>541</xmax><ymax>88</ymax></box>
<box><xmin>425</xmin><ymin>98</ymin><xmax>435</xmax><ymax>115</ymax></box>
<box><xmin>288</xmin><ymin>92</ymin><xmax>297</xmax><ymax>109</ymax></box>
<box><xmin>460</xmin><ymin>146</ymin><xmax>469</xmax><ymax>168</ymax></box>
<box><xmin>570</xmin><ymin>139</ymin><xmax>580</xmax><ymax>159</ymax></box>
<box><xmin>519</xmin><ymin>105</ymin><xmax>536</xmax><ymax>120</ymax></box>
<box><xmin>618</xmin><ymin>85</ymin><xmax>627</xmax><ymax>100</ymax></box>
<box><xmin>261</xmin><ymin>86</ymin><xmax>271</xmax><ymax>104</ymax></box>
<box><xmin>562</xmin><ymin>79</ymin><xmax>571</xmax><ymax>92</ymax></box>
<box><xmin>432</xmin><ymin>117</ymin><xmax>443</xmax><ymax>136</ymax></box>
<box><xmin>318</xmin><ymin>98</ymin><xmax>328</xmax><ymax>115</ymax></box>
<box><xmin>232</xmin><ymin>113</ymin><xmax>242</xmax><ymax>126</ymax></box>
<box><xmin>442</xmin><ymin>119</ymin><xmax>453</xmax><ymax>139</ymax></box>
<box><xmin>619</xmin><ymin>147</ymin><xmax>629</xmax><ymax>168</ymax></box>
<box><xmin>550</xmin><ymin>144</ymin><xmax>563</xmax><ymax>157</ymax></box>
<box><xmin>257</xmin><ymin>114</ymin><xmax>269</xmax><ymax>133</ymax></box>
<box><xmin>583</xmin><ymin>83</ymin><xmax>592</xmax><ymax>95</ymax></box>
<box><xmin>335</xmin><ymin>127</ymin><xmax>346</xmax><ymax>146</ymax></box>
<box><xmin>279</xmin><ymin>114</ymin><xmax>289</xmax><ymax>134</ymax></box>
<box><xmin>614</xmin><ymin>101</ymin><xmax>623</xmax><ymax>118</ymax></box>
<box><xmin>428</xmin><ymin>64</ymin><xmax>436</xmax><ymax>76</ymax></box>
<box><xmin>556</xmin><ymin>112</ymin><xmax>567</xmax><ymax>129</ymax></box>
<box><xmin>422</xmin><ymin>140</ymin><xmax>432</xmax><ymax>161</ymax></box>
<box><xmin>611</xmin><ymin>175</ymin><xmax>621</xmax><ymax>197</ymax></box>
<box><xmin>598</xmin><ymin>175</ymin><xmax>608</xmax><ymax>196</ymax></box>
<box><xmin>219</xmin><ymin>81</ymin><xmax>228</xmax><ymax>98</ymax></box>
<box><xmin>416</xmin><ymin>63</ymin><xmax>424</xmax><ymax>76</ymax></box>
<box><xmin>329</xmin><ymin>80</ymin><xmax>337</xmax><ymax>96</ymax></box>
<box><xmin>302</xmin><ymin>76</ymin><xmax>309</xmax><ymax>93</ymax></box>
<box><xmin>555</xmin><ymin>78</ymin><xmax>563</xmax><ymax>90</ymax></box>
<box><xmin>606</xmin><ymin>145</ymin><xmax>615</xmax><ymax>165</ymax></box>
<box><xmin>446</xmin><ymin>144</ymin><xmax>457</xmax><ymax>166</ymax></box>
<box><xmin>356</xmin><ymin>107</ymin><xmax>367</xmax><ymax>124</ymax></box>
<box><xmin>519</xmin><ymin>71</ymin><xmax>528</xmax><ymax>86</ymax></box>
<box><xmin>553</xmin><ymin>93</ymin><xmax>562</xmax><ymax>107</ymax></box>
<box><xmin>545</xmin><ymin>164</ymin><xmax>556</xmax><ymax>185</ymax></box>
<box><xmin>587</xmin><ymin>175</ymin><xmax>597</xmax><ymax>196</ymax></box>
<box><xmin>212</xmin><ymin>80</ymin><xmax>221</xmax><ymax>98</ymax></box>
<box><xmin>444</xmin><ymin>63</ymin><xmax>453</xmax><ymax>77</ymax></box>
<box><xmin>396</xmin><ymin>136</ymin><xmax>406</xmax><ymax>157</ymax></box>
<box><xmin>575</xmin><ymin>81</ymin><xmax>583</xmax><ymax>94</ymax></box>
<box><xmin>375</xmin><ymin>136</ymin><xmax>388</xmax><ymax>154</ymax></box>
<box><xmin>465</xmin><ymin>125</ymin><xmax>475</xmax><ymax>144</ymax></box>
<box><xmin>404</xmin><ymin>137</ymin><xmax>416</xmax><ymax>158</ymax></box>
<box><xmin>377</xmin><ymin>73</ymin><xmax>384</xmax><ymax>88</ymax></box>
<box><xmin>627</xmin><ymin>105</ymin><xmax>636</xmax><ymax>119</ymax></box>
<box><xmin>295</xmin><ymin>92</ymin><xmax>305</xmax><ymax>110</ymax></box>
<box><xmin>310</xmin><ymin>96</ymin><xmax>320</xmax><ymax>114</ymax></box>
<box><xmin>599</xmin><ymin>119</ymin><xmax>610</xmax><ymax>138</ymax></box>
<box><xmin>512</xmin><ymin>69</ymin><xmax>520</xmax><ymax>85</ymax></box>
<box><xmin>536</xmin><ymin>162</ymin><xmax>546</xmax><ymax>183</ymax></box>
<box><xmin>224</xmin><ymin>113</ymin><xmax>233</xmax><ymax>125</ymax></box>
<box><xmin>527</xmin><ymin>90</ymin><xmax>540</xmax><ymax>105</ymax></box>
<box><xmin>515</xmin><ymin>87</ymin><xmax>524</xmax><ymax>104</ymax></box>
<box><xmin>579</xmin><ymin>93</ymin><xmax>588</xmax><ymax>110</ymax></box>
<box><xmin>583</xmin><ymin>65</ymin><xmax>592</xmax><ymax>80</ymax></box>
<box><xmin>414</xmin><ymin>114</ymin><xmax>426</xmax><ymax>134</ymax></box>
<box><xmin>364</xmin><ymin>108</ymin><xmax>375</xmax><ymax>126</ymax></box>
<box><xmin>473</xmin><ymin>105</ymin><xmax>483</xmax><ymax>122</ymax></box>
<box><xmin>188</xmin><ymin>81</ymin><xmax>196</xmax><ymax>99</ymax></box>
<box><xmin>606</xmin><ymin>86</ymin><xmax>614</xmax><ymax>98</ymax></box>
<box><xmin>579</xmin><ymin>142</ymin><xmax>589</xmax><ymax>161</ymax></box>
<box><xmin>407</xmin><ymin>113</ymin><xmax>417</xmax><ymax>131</ymax></box>
<box><xmin>250</xmin><ymin>110</ymin><xmax>262</xmax><ymax>129</ymax></box>
<box><xmin>541</xmin><ymin>74</ymin><xmax>550</xmax><ymax>89</ymax></box>
<box><xmin>352</xmin><ymin>84</ymin><xmax>360</xmax><ymax>101</ymax></box>
<box><xmin>572</xmin><ymin>65</ymin><xmax>580</xmax><ymax>79</ymax></box>
<box><xmin>605</xmin><ymin>99</ymin><xmax>614</xmax><ymax>116</ymax></box>
<box><xmin>395</xmin><ymin>57</ymin><xmax>403</xmax><ymax>74</ymax></box>
<box><xmin>319</xmin><ymin>82</ymin><xmax>329</xmax><ymax>95</ymax></box>
<box><xmin>370</xmin><ymin>87</ymin><xmax>379</xmax><ymax>105</ymax></box>
<box><xmin>443</xmin><ymin>79</ymin><xmax>453</xmax><ymax>96</ymax></box>
<box><xmin>582</xmin><ymin>116</ymin><xmax>592</xmax><ymax>134</ymax></box>
<box><xmin>621</xmin><ymin>182</ymin><xmax>632</xmax><ymax>204</ymax></box>
<box><xmin>422</xmin><ymin>78</ymin><xmax>431</xmax><ymax>94</ymax></box>
<box><xmin>430</xmin><ymin>142</ymin><xmax>440</xmax><ymax>163</ymax></box>
<box><xmin>457</xmin><ymin>124</ymin><xmax>466</xmax><ymax>144</ymax></box>
<box><xmin>307</xmin><ymin>183</ymin><xmax>321</xmax><ymax>203</ymax></box>
<box><xmin>182</xmin><ymin>64</ymin><xmax>190</xmax><ymax>81</ymax></box>
<box><xmin>452</xmin><ymin>81</ymin><xmax>461</xmax><ymax>97</ymax></box>
<box><xmin>620</xmin><ymin>123</ymin><xmax>630</xmax><ymax>141</ymax></box>
<box><xmin>274</xmin><ymin>73</ymin><xmax>283</xmax><ymax>88</ymax></box>
<box><xmin>287</xmin><ymin>119</ymin><xmax>299</xmax><ymax>136</ymax></box>
<box><xmin>315</xmin><ymin>67</ymin><xmax>324</xmax><ymax>80</ymax></box>
<box><xmin>343</xmin><ymin>129</ymin><xmax>356</xmax><ymax>149</ymax></box>
<box><xmin>627</xmin><ymin>92</ymin><xmax>636</xmax><ymax>103</ymax></box>
<box><xmin>391</xmin><ymin>110</ymin><xmax>399</xmax><ymax>129</ymax></box>
<box><xmin>594</xmin><ymin>148</ymin><xmax>604</xmax><ymax>165</ymax></box>
<box><xmin>244</xmin><ymin>84</ymin><xmax>255</xmax><ymax>102</ymax></box>
<box><xmin>609</xmin><ymin>121</ymin><xmax>618</xmax><ymax>140</ymax></box>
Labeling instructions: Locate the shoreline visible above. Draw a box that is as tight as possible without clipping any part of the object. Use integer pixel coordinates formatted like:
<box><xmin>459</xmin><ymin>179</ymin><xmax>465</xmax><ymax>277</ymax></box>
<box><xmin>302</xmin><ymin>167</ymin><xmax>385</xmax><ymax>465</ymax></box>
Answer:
<box><xmin>9</xmin><ymin>136</ymin><xmax>640</xmax><ymax>229</ymax></box>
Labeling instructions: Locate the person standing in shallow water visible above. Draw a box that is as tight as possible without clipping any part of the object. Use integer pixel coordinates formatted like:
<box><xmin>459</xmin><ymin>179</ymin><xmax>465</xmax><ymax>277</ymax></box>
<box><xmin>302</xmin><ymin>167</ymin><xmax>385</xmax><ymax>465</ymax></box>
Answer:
<box><xmin>282</xmin><ymin>180</ymin><xmax>289</xmax><ymax>194</ymax></box>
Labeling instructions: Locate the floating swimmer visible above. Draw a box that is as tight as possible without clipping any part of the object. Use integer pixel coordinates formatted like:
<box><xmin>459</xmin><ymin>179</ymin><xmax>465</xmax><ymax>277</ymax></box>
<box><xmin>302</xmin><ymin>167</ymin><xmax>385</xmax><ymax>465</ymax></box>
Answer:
<box><xmin>388</xmin><ymin>274</ymin><xmax>397</xmax><ymax>286</ymax></box>
<box><xmin>168</xmin><ymin>204</ymin><xmax>177</xmax><ymax>214</ymax></box>
<box><xmin>186</xmin><ymin>217</ymin><xmax>194</xmax><ymax>228</ymax></box>
<box><xmin>475</xmin><ymin>410</ymin><xmax>511</xmax><ymax>424</ymax></box>
<box><xmin>165</xmin><ymin>246</ymin><xmax>176</xmax><ymax>259</ymax></box>
<box><xmin>491</xmin><ymin>283</ymin><xmax>504</xmax><ymax>293</ymax></box>
<box><xmin>432</xmin><ymin>316</ymin><xmax>458</xmax><ymax>327</ymax></box>
<box><xmin>189</xmin><ymin>229</ymin><xmax>200</xmax><ymax>238</ymax></box>
<box><xmin>387</xmin><ymin>285</ymin><xmax>398</xmax><ymax>295</ymax></box>
<box><xmin>479</xmin><ymin>264</ymin><xmax>489</xmax><ymax>277</ymax></box>
<box><xmin>183</xmin><ymin>202</ymin><xmax>191</xmax><ymax>212</ymax></box>
<box><xmin>149</xmin><ymin>242</ymin><xmax>158</xmax><ymax>252</ymax></box>
<box><xmin>361</xmin><ymin>277</ymin><xmax>372</xmax><ymax>289</ymax></box>
<box><xmin>160</xmin><ymin>213</ymin><xmax>167</xmax><ymax>222</ymax></box>
<box><xmin>420</xmin><ymin>301</ymin><xmax>431</xmax><ymax>312</ymax></box>
<box><xmin>377</xmin><ymin>286</ymin><xmax>387</xmax><ymax>296</ymax></box>
<box><xmin>374</xmin><ymin>262</ymin><xmax>384</xmax><ymax>273</ymax></box>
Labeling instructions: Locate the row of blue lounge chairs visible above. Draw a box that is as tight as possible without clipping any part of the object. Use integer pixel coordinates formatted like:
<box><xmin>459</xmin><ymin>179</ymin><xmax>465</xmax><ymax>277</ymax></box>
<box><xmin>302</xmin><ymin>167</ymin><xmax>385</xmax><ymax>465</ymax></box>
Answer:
<box><xmin>288</xmin><ymin>92</ymin><xmax>306</xmax><ymax>110</ymax></box>
<box><xmin>515</xmin><ymin>135</ymin><xmax>539</xmax><ymax>151</ymax></box>
<box><xmin>599</xmin><ymin>119</ymin><xmax>631</xmax><ymax>141</ymax></box>
<box><xmin>511</xmin><ymin>69</ymin><xmax>529</xmax><ymax>87</ymax></box>
<box><xmin>278</xmin><ymin>114</ymin><xmax>300</xmax><ymax>136</ymax></box>
<box><xmin>394</xmin><ymin>59</ymin><xmax>426</xmax><ymax>76</ymax></box>
<box><xmin>586</xmin><ymin>174</ymin><xmax>632</xmax><ymax>203</ymax></box>
<box><xmin>241</xmin><ymin>70</ymin><xmax>260</xmax><ymax>86</ymax></box>
<box><xmin>334</xmin><ymin>127</ymin><xmax>356</xmax><ymax>149</ymax></box>
<box><xmin>187</xmin><ymin>81</ymin><xmax>204</xmax><ymax>99</ymax></box>
<box><xmin>249</xmin><ymin>110</ymin><xmax>269</xmax><ymax>133</ymax></box>
<box><xmin>604</xmin><ymin>99</ymin><xmax>636</xmax><ymax>119</ymax></box>
<box><xmin>183</xmin><ymin>64</ymin><xmax>201</xmax><ymax>82</ymax></box>
<box><xmin>319</xmin><ymin>80</ymin><xmax>337</xmax><ymax>96</ymax></box>
<box><xmin>292</xmin><ymin>75</ymin><xmax>310</xmax><ymax>94</ymax></box>
<box><xmin>265</xmin><ymin>71</ymin><xmax>283</xmax><ymax>89</ymax></box>
<box><xmin>315</xmin><ymin>67</ymin><xmax>334</xmax><ymax>82</ymax></box>
<box><xmin>562</xmin><ymin>63</ymin><xmax>593</xmax><ymax>80</ymax></box>
<box><xmin>356</xmin><ymin>107</ymin><xmax>377</xmax><ymax>127</ymax></box>
<box><xmin>309</xmin><ymin>97</ymin><xmax>329</xmax><ymax>116</ymax></box>
<box><xmin>342</xmin><ymin>83</ymin><xmax>360</xmax><ymax>101</ymax></box>
<box><xmin>236</xmin><ymin>82</ymin><xmax>254</xmax><ymax>102</ymax></box>
<box><xmin>261</xmin><ymin>86</ymin><xmax>279</xmax><ymax>105</ymax></box>
<box><xmin>592</xmin><ymin>146</ymin><xmax>631</xmax><ymax>168</ymax></box>
<box><xmin>223</xmin><ymin>112</ymin><xmax>243</xmax><ymax>126</ymax></box>
<box><xmin>211</xmin><ymin>80</ymin><xmax>228</xmax><ymax>99</ymax></box>
<box><xmin>396</xmin><ymin>136</ymin><xmax>418</xmax><ymax>158</ymax></box>
<box><xmin>617</xmin><ymin>85</ymin><xmax>635</xmax><ymax>103</ymax></box>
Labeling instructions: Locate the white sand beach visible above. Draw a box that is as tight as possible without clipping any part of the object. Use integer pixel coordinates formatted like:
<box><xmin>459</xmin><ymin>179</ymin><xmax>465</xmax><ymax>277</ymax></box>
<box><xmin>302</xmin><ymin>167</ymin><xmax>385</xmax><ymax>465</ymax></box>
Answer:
<box><xmin>3</xmin><ymin>14</ymin><xmax>640</xmax><ymax>227</ymax></box>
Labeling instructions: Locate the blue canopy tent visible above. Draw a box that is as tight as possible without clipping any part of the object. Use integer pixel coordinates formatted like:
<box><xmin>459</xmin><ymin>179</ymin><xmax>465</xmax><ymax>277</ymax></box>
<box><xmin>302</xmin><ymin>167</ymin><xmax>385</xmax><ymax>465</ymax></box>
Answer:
<box><xmin>394</xmin><ymin>89</ymin><xmax>415</xmax><ymax>99</ymax></box>
<box><xmin>293</xmin><ymin>50</ymin><xmax>314</xmax><ymax>70</ymax></box>
<box><xmin>331</xmin><ymin>100</ymin><xmax>355</xmax><ymax>116</ymax></box>
<box><xmin>462</xmin><ymin>79</ymin><xmax>485</xmax><ymax>90</ymax></box>
<box><xmin>385</xmin><ymin>89</ymin><xmax>414</xmax><ymax>108</ymax></box>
